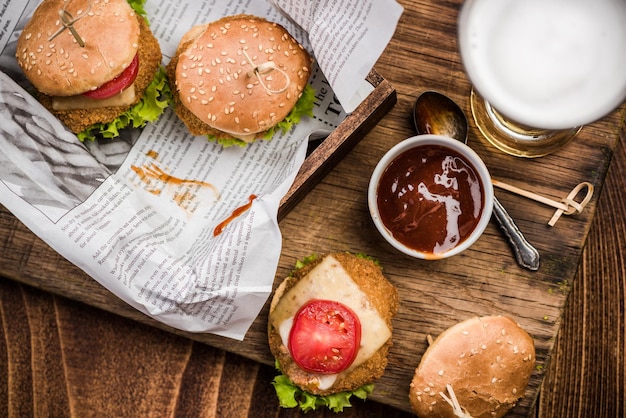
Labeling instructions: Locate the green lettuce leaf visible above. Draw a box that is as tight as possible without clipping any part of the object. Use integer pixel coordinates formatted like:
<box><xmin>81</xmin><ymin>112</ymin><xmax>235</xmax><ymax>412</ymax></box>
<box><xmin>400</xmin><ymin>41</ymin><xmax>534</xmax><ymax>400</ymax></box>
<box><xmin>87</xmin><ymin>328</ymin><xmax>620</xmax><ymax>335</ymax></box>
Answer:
<box><xmin>209</xmin><ymin>83</ymin><xmax>316</xmax><ymax>147</ymax></box>
<box><xmin>77</xmin><ymin>66</ymin><xmax>170</xmax><ymax>142</ymax></box>
<box><xmin>271</xmin><ymin>365</ymin><xmax>374</xmax><ymax>413</ymax></box>
<box><xmin>127</xmin><ymin>0</ymin><xmax>148</xmax><ymax>19</ymax></box>
<box><xmin>292</xmin><ymin>252</ymin><xmax>379</xmax><ymax>272</ymax></box>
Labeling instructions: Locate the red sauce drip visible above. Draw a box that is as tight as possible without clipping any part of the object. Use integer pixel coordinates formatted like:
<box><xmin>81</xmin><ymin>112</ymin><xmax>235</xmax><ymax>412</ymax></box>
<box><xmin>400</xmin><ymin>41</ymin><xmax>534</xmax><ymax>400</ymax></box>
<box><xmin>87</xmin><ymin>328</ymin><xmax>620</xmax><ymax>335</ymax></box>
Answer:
<box><xmin>213</xmin><ymin>194</ymin><xmax>257</xmax><ymax>236</ymax></box>
<box><xmin>376</xmin><ymin>145</ymin><xmax>484</xmax><ymax>255</ymax></box>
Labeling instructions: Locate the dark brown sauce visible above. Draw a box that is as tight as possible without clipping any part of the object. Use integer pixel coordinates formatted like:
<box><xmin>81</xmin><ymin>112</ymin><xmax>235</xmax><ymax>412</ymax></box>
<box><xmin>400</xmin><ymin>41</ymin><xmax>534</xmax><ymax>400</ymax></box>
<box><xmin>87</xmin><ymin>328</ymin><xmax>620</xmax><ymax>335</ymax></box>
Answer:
<box><xmin>376</xmin><ymin>145</ymin><xmax>484</xmax><ymax>255</ymax></box>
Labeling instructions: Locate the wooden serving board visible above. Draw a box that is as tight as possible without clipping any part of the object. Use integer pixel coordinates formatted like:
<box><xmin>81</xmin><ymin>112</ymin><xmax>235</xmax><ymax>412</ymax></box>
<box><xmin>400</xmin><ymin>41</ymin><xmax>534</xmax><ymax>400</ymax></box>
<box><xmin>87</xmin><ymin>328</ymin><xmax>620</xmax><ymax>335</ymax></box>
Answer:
<box><xmin>1</xmin><ymin>0</ymin><xmax>625</xmax><ymax>415</ymax></box>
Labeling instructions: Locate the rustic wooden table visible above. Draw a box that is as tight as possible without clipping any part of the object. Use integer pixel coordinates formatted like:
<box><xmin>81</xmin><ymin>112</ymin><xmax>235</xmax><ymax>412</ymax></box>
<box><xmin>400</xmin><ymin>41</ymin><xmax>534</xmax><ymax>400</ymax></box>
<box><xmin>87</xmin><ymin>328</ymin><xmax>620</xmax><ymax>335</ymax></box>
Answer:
<box><xmin>1</xmin><ymin>0</ymin><xmax>625</xmax><ymax>417</ymax></box>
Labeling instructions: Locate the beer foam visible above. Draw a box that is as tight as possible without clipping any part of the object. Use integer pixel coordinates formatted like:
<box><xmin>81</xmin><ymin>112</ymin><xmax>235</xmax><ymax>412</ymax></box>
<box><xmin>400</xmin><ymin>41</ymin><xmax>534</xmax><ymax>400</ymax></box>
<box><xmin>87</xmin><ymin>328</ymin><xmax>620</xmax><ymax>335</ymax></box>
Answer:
<box><xmin>459</xmin><ymin>0</ymin><xmax>626</xmax><ymax>128</ymax></box>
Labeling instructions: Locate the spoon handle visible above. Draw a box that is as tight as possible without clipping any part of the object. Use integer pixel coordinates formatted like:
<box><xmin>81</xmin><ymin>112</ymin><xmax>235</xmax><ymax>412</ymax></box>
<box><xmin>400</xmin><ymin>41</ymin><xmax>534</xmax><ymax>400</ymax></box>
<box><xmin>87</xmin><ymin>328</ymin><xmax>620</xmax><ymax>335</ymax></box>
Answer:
<box><xmin>492</xmin><ymin>197</ymin><xmax>540</xmax><ymax>271</ymax></box>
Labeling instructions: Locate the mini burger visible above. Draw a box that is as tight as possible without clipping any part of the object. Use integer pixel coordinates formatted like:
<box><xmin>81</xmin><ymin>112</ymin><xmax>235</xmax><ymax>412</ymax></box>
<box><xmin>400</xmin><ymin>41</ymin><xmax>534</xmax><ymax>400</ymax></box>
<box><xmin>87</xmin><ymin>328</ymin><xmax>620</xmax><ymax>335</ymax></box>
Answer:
<box><xmin>409</xmin><ymin>315</ymin><xmax>535</xmax><ymax>418</ymax></box>
<box><xmin>167</xmin><ymin>14</ymin><xmax>315</xmax><ymax>147</ymax></box>
<box><xmin>268</xmin><ymin>253</ymin><xmax>399</xmax><ymax>412</ymax></box>
<box><xmin>16</xmin><ymin>0</ymin><xmax>168</xmax><ymax>141</ymax></box>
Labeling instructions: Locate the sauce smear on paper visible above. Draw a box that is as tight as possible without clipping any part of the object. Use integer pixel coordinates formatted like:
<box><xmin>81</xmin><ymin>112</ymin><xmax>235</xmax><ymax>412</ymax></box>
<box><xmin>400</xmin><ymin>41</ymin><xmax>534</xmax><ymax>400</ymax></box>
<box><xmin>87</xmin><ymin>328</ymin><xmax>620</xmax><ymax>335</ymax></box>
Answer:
<box><xmin>213</xmin><ymin>194</ymin><xmax>257</xmax><ymax>236</ymax></box>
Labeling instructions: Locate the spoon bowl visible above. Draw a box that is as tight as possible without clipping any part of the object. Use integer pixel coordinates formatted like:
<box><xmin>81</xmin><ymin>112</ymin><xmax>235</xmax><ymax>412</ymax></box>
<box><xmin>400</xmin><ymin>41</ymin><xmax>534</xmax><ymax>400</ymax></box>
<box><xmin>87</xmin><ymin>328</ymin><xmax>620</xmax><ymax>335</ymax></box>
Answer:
<box><xmin>413</xmin><ymin>91</ymin><xmax>469</xmax><ymax>143</ymax></box>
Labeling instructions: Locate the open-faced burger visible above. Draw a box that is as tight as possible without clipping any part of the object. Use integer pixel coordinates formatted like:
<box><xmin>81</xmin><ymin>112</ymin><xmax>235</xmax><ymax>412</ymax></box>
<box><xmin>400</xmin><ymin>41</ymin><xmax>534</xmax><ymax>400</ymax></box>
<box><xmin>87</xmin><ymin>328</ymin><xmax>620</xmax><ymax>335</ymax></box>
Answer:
<box><xmin>268</xmin><ymin>252</ymin><xmax>399</xmax><ymax>412</ymax></box>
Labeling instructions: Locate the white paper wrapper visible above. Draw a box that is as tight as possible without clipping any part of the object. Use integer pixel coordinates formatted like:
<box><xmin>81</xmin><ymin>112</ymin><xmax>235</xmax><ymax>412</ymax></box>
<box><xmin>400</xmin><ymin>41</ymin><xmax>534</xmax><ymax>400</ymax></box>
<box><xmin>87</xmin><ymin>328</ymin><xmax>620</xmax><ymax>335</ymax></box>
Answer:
<box><xmin>0</xmin><ymin>0</ymin><xmax>402</xmax><ymax>339</ymax></box>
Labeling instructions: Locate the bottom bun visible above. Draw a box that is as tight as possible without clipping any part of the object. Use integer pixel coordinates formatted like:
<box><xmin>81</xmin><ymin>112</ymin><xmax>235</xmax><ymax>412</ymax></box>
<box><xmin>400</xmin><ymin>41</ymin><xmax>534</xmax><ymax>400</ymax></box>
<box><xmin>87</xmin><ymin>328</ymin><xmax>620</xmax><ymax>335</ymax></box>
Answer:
<box><xmin>409</xmin><ymin>315</ymin><xmax>535</xmax><ymax>418</ymax></box>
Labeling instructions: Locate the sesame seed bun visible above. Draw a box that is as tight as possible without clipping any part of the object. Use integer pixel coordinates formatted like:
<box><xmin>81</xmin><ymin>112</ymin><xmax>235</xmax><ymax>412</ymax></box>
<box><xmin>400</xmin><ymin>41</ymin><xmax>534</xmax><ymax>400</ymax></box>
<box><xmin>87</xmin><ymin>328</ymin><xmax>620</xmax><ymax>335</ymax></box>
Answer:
<box><xmin>17</xmin><ymin>0</ymin><xmax>140</xmax><ymax>96</ymax></box>
<box><xmin>167</xmin><ymin>15</ymin><xmax>312</xmax><ymax>143</ymax></box>
<box><xmin>268</xmin><ymin>253</ymin><xmax>398</xmax><ymax>396</ymax></box>
<box><xmin>409</xmin><ymin>316</ymin><xmax>535</xmax><ymax>418</ymax></box>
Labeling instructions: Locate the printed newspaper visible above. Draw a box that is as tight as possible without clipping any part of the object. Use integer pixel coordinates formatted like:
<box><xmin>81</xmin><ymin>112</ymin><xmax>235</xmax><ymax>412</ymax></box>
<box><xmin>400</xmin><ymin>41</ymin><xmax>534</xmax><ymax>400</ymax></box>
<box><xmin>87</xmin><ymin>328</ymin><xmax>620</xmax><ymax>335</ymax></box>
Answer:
<box><xmin>0</xmin><ymin>0</ymin><xmax>402</xmax><ymax>340</ymax></box>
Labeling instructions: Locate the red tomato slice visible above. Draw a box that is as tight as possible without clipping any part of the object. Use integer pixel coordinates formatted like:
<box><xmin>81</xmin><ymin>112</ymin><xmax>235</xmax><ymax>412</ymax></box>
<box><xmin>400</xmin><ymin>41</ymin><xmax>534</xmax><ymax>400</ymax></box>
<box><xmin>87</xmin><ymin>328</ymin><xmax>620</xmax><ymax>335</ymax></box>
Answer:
<box><xmin>82</xmin><ymin>54</ymin><xmax>139</xmax><ymax>100</ymax></box>
<box><xmin>288</xmin><ymin>299</ymin><xmax>361</xmax><ymax>374</ymax></box>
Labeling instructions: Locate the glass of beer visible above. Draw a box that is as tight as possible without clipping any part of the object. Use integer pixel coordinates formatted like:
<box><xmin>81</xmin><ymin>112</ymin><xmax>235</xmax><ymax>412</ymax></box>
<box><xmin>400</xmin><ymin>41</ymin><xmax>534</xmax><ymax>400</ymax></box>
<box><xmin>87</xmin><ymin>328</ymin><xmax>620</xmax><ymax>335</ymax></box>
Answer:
<box><xmin>458</xmin><ymin>0</ymin><xmax>626</xmax><ymax>158</ymax></box>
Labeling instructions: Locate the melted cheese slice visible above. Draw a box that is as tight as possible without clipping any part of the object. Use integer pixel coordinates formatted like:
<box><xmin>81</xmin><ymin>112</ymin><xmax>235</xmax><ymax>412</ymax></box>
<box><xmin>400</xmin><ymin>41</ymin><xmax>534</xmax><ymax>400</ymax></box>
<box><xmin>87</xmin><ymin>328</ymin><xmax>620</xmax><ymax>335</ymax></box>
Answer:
<box><xmin>51</xmin><ymin>84</ymin><xmax>136</xmax><ymax>110</ymax></box>
<box><xmin>271</xmin><ymin>255</ymin><xmax>392</xmax><ymax>390</ymax></box>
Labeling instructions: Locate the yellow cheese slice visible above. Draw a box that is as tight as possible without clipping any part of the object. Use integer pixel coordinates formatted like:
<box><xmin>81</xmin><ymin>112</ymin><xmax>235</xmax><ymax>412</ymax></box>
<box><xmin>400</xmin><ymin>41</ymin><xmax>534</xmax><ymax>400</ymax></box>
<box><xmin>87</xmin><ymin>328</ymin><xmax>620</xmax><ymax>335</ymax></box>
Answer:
<box><xmin>51</xmin><ymin>84</ymin><xmax>136</xmax><ymax>110</ymax></box>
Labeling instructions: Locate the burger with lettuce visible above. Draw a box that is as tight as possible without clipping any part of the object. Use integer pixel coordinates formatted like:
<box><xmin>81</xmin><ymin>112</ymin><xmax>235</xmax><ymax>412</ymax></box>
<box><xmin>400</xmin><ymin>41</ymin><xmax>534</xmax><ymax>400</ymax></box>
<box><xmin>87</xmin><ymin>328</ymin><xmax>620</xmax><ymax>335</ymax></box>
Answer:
<box><xmin>268</xmin><ymin>252</ymin><xmax>399</xmax><ymax>412</ymax></box>
<box><xmin>167</xmin><ymin>14</ymin><xmax>315</xmax><ymax>147</ymax></box>
<box><xmin>16</xmin><ymin>0</ymin><xmax>168</xmax><ymax>141</ymax></box>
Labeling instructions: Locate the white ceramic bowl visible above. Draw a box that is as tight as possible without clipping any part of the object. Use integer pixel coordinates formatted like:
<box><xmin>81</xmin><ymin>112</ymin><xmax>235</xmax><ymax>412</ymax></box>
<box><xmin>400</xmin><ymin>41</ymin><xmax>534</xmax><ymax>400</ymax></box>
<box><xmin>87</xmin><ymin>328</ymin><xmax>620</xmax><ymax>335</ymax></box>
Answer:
<box><xmin>368</xmin><ymin>135</ymin><xmax>494</xmax><ymax>259</ymax></box>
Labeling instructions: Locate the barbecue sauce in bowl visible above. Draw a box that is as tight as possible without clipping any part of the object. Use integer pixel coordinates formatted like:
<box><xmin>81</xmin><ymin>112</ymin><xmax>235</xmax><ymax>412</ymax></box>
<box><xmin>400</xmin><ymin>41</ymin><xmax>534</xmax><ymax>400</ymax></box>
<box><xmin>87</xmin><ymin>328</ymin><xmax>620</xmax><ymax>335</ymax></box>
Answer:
<box><xmin>376</xmin><ymin>144</ymin><xmax>484</xmax><ymax>255</ymax></box>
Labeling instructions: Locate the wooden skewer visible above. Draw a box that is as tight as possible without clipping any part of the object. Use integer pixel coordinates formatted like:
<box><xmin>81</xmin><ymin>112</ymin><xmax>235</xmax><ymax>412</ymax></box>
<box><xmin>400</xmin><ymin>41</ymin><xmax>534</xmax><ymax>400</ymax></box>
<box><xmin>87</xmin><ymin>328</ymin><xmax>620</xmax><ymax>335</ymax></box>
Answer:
<box><xmin>491</xmin><ymin>179</ymin><xmax>594</xmax><ymax>227</ymax></box>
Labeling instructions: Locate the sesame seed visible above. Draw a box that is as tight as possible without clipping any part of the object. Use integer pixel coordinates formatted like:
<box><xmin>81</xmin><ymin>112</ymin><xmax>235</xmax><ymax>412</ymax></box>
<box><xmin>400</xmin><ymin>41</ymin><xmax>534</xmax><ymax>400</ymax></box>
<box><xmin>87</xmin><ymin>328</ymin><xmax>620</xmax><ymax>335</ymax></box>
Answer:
<box><xmin>438</xmin><ymin>370</ymin><xmax>444</xmax><ymax>376</ymax></box>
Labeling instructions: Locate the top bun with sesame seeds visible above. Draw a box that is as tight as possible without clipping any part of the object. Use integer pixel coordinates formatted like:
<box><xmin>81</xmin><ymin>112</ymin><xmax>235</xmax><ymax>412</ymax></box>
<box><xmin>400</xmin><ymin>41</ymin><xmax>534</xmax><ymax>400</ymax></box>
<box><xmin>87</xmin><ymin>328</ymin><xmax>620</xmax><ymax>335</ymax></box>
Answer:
<box><xmin>17</xmin><ymin>0</ymin><xmax>140</xmax><ymax>97</ymax></box>
<box><xmin>167</xmin><ymin>15</ymin><xmax>313</xmax><ymax>146</ymax></box>
<box><xmin>15</xmin><ymin>0</ymin><xmax>165</xmax><ymax>140</ymax></box>
<box><xmin>408</xmin><ymin>315</ymin><xmax>535</xmax><ymax>418</ymax></box>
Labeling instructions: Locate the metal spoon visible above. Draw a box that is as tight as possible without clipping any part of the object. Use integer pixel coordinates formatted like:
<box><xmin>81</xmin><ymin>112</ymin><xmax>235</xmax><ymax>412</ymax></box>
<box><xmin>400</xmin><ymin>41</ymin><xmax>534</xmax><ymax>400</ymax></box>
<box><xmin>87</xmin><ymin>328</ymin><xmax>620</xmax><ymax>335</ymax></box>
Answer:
<box><xmin>413</xmin><ymin>91</ymin><xmax>540</xmax><ymax>271</ymax></box>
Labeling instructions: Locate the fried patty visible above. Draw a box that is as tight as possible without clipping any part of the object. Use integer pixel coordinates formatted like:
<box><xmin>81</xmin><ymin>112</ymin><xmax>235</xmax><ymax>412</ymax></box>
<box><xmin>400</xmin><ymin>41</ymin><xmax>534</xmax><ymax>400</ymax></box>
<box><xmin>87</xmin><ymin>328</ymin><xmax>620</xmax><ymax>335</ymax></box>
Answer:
<box><xmin>38</xmin><ymin>17</ymin><xmax>162</xmax><ymax>135</ymax></box>
<box><xmin>268</xmin><ymin>252</ymin><xmax>399</xmax><ymax>396</ymax></box>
